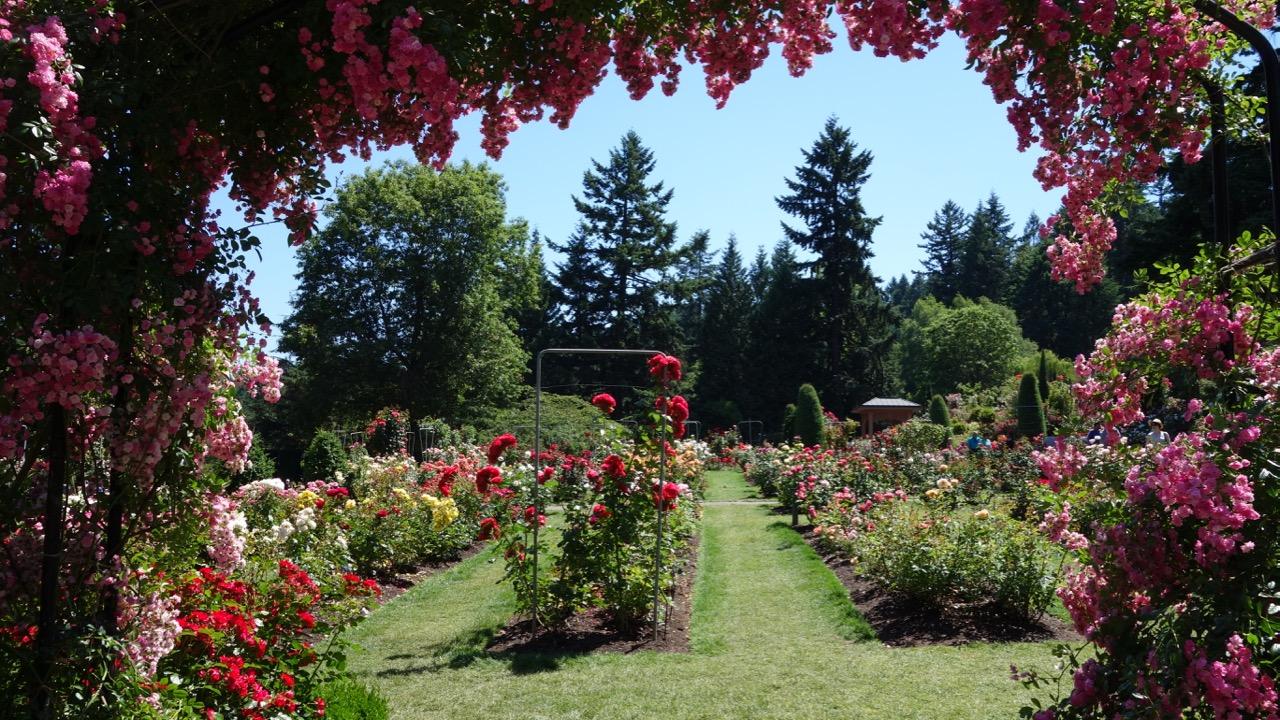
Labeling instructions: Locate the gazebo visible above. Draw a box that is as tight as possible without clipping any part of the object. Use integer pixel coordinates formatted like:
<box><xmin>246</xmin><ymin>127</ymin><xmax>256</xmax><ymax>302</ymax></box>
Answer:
<box><xmin>850</xmin><ymin>397</ymin><xmax>922</xmax><ymax>437</ymax></box>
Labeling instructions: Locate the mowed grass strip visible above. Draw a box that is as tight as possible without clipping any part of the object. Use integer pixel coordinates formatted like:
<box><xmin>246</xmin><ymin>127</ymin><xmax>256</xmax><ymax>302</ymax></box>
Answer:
<box><xmin>704</xmin><ymin>468</ymin><xmax>760</xmax><ymax>501</ymax></box>
<box><xmin>346</xmin><ymin>472</ymin><xmax>1056</xmax><ymax>719</ymax></box>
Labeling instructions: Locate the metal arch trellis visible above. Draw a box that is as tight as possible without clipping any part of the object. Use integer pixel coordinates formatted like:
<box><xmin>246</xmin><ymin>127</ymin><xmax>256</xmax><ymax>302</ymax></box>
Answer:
<box><xmin>736</xmin><ymin>420</ymin><xmax>763</xmax><ymax>446</ymax></box>
<box><xmin>683</xmin><ymin>420</ymin><xmax>701</xmax><ymax>441</ymax></box>
<box><xmin>533</xmin><ymin>348</ymin><xmax>671</xmax><ymax>639</ymax></box>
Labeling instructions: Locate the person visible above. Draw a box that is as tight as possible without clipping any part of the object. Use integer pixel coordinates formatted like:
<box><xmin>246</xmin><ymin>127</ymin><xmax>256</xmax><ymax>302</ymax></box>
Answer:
<box><xmin>966</xmin><ymin>431</ymin><xmax>982</xmax><ymax>452</ymax></box>
<box><xmin>1146</xmin><ymin>418</ymin><xmax>1171</xmax><ymax>446</ymax></box>
<box><xmin>1086</xmin><ymin>423</ymin><xmax>1104</xmax><ymax>444</ymax></box>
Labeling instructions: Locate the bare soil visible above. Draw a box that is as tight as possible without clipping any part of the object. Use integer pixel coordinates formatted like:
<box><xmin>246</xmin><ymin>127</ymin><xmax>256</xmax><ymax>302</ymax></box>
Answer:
<box><xmin>486</xmin><ymin>536</ymin><xmax>699</xmax><ymax>655</ymax></box>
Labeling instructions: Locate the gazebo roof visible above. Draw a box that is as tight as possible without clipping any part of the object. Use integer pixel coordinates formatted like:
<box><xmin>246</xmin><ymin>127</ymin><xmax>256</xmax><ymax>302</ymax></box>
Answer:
<box><xmin>851</xmin><ymin>397</ymin><xmax>922</xmax><ymax>410</ymax></box>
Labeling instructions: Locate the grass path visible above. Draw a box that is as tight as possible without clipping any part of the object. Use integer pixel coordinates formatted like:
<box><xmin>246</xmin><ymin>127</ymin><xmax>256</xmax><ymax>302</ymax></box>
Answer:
<box><xmin>345</xmin><ymin>471</ymin><xmax>1056</xmax><ymax>719</ymax></box>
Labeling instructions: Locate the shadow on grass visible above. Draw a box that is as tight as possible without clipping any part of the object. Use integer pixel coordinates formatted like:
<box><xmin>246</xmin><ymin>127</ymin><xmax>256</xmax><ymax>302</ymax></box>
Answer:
<box><xmin>373</xmin><ymin>623</ymin><xmax>590</xmax><ymax>678</ymax></box>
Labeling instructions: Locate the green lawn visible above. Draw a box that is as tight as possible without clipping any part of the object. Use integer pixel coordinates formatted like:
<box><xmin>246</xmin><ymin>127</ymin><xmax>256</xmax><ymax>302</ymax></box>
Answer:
<box><xmin>704</xmin><ymin>467</ymin><xmax>759</xmax><ymax>501</ymax></box>
<box><xmin>345</xmin><ymin>472</ymin><xmax>1059</xmax><ymax>719</ymax></box>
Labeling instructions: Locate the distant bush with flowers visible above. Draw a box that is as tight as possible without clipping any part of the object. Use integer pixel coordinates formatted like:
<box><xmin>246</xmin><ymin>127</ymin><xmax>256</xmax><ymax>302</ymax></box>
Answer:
<box><xmin>474</xmin><ymin>353</ymin><xmax>706</xmax><ymax>629</ymax></box>
<box><xmin>849</xmin><ymin>493</ymin><xmax>1062</xmax><ymax>619</ymax></box>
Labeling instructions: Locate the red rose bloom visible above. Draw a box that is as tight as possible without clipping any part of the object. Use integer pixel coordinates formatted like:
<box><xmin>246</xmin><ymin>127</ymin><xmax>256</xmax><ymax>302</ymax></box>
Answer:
<box><xmin>668</xmin><ymin>395</ymin><xmax>689</xmax><ymax>422</ymax></box>
<box><xmin>477</xmin><ymin>517</ymin><xmax>501</xmax><ymax>541</ymax></box>
<box><xmin>653</xmin><ymin>481</ymin><xmax>681</xmax><ymax>510</ymax></box>
<box><xmin>476</xmin><ymin>465</ymin><xmax>502</xmax><ymax>494</ymax></box>
<box><xmin>647</xmin><ymin>353</ymin><xmax>683</xmax><ymax>384</ymax></box>
<box><xmin>376</xmin><ymin>508</ymin><xmax>390</xmax><ymax>518</ymax></box>
<box><xmin>537</xmin><ymin>466</ymin><xmax>556</xmax><ymax>484</ymax></box>
<box><xmin>588</xmin><ymin>503</ymin><xmax>611</xmax><ymax>525</ymax></box>
<box><xmin>487</xmin><ymin>433</ymin><xmax>518</xmax><ymax>464</ymax></box>
<box><xmin>523</xmin><ymin>505</ymin><xmax>547</xmax><ymax>527</ymax></box>
<box><xmin>601</xmin><ymin>454</ymin><xmax>626</xmax><ymax>479</ymax></box>
<box><xmin>591</xmin><ymin>392</ymin><xmax>617</xmax><ymax>415</ymax></box>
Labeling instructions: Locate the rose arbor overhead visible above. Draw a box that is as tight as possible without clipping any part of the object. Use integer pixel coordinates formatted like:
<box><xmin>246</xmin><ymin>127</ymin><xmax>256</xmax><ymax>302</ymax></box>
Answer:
<box><xmin>1</xmin><ymin>0</ymin><xmax>1276</xmax><ymax>715</ymax></box>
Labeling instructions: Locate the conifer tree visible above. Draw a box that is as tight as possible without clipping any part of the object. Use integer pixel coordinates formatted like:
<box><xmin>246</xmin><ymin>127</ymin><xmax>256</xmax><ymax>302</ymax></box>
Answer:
<box><xmin>547</xmin><ymin>131</ymin><xmax>697</xmax><ymax>384</ymax></box>
<box><xmin>776</xmin><ymin>117</ymin><xmax>893</xmax><ymax>411</ymax></box>
<box><xmin>918</xmin><ymin>200</ymin><xmax>969</xmax><ymax>303</ymax></box>
<box><xmin>955</xmin><ymin>193</ymin><xmax>1014</xmax><ymax>301</ymax></box>
<box><xmin>746</xmin><ymin>242</ymin><xmax>818</xmax><ymax>424</ymax></box>
<box><xmin>697</xmin><ymin>237</ymin><xmax>754</xmax><ymax>427</ymax></box>
<box><xmin>1038</xmin><ymin>350</ymin><xmax>1051</xmax><ymax>401</ymax></box>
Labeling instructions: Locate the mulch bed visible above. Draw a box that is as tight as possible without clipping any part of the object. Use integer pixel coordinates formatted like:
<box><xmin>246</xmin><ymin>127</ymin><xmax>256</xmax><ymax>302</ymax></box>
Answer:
<box><xmin>797</xmin><ymin>525</ymin><xmax>1081</xmax><ymax>647</ymax></box>
<box><xmin>375</xmin><ymin>541</ymin><xmax>489</xmax><ymax>605</ymax></box>
<box><xmin>486</xmin><ymin>536</ymin><xmax>699</xmax><ymax>655</ymax></box>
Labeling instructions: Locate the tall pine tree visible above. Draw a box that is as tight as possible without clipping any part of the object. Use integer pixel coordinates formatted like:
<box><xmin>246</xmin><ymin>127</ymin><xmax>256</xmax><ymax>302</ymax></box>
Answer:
<box><xmin>917</xmin><ymin>200</ymin><xmax>969</xmax><ymax>303</ymax></box>
<box><xmin>548</xmin><ymin>132</ymin><xmax>696</xmax><ymax>382</ymax></box>
<box><xmin>746</xmin><ymin>242</ymin><xmax>816</xmax><ymax>426</ymax></box>
<box><xmin>775</xmin><ymin>117</ymin><xmax>893</xmax><ymax>411</ymax></box>
<box><xmin>955</xmin><ymin>192</ymin><xmax>1013</xmax><ymax>301</ymax></box>
<box><xmin>696</xmin><ymin>237</ymin><xmax>754</xmax><ymax>427</ymax></box>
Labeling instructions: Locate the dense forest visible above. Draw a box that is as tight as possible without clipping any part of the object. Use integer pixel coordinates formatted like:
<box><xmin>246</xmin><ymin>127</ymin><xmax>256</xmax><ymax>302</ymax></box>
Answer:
<box><xmin>249</xmin><ymin>107</ymin><xmax>1271</xmax><ymax>477</ymax></box>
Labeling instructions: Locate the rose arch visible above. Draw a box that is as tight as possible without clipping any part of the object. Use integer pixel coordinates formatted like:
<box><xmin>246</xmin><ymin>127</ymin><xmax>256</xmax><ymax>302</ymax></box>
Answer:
<box><xmin>2</xmin><ymin>0</ymin><xmax>1280</xmax><ymax>717</ymax></box>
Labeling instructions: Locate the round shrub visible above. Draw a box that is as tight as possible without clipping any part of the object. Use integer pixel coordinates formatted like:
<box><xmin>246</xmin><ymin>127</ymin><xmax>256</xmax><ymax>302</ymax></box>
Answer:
<box><xmin>320</xmin><ymin>677</ymin><xmax>390</xmax><ymax>720</ymax></box>
<box><xmin>889</xmin><ymin>418</ymin><xmax>948</xmax><ymax>452</ymax></box>
<box><xmin>301</xmin><ymin>429</ymin><xmax>347</xmax><ymax>481</ymax></box>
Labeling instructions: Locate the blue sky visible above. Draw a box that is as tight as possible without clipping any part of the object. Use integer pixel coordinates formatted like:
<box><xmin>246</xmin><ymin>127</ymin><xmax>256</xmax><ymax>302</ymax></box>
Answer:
<box><xmin>230</xmin><ymin>33</ymin><xmax>1062</xmax><ymax>346</ymax></box>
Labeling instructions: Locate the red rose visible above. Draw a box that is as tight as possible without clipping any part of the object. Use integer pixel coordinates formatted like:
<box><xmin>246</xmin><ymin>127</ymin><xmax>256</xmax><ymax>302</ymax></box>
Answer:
<box><xmin>588</xmin><ymin>503</ymin><xmax>611</xmax><ymax>525</ymax></box>
<box><xmin>537</xmin><ymin>466</ymin><xmax>555</xmax><ymax>484</ymax></box>
<box><xmin>487</xmin><ymin>433</ymin><xmax>518</xmax><ymax>464</ymax></box>
<box><xmin>477</xmin><ymin>517</ymin><xmax>501</xmax><ymax>541</ymax></box>
<box><xmin>476</xmin><ymin>465</ymin><xmax>502</xmax><ymax>494</ymax></box>
<box><xmin>591</xmin><ymin>392</ymin><xmax>617</xmax><ymax>415</ymax></box>
<box><xmin>668</xmin><ymin>395</ymin><xmax>689</xmax><ymax>422</ymax></box>
<box><xmin>376</xmin><ymin>509</ymin><xmax>389</xmax><ymax>518</ymax></box>
<box><xmin>523</xmin><ymin>505</ymin><xmax>547</xmax><ymax>527</ymax></box>
<box><xmin>647</xmin><ymin>353</ymin><xmax>682</xmax><ymax>384</ymax></box>
<box><xmin>653</xmin><ymin>481</ymin><xmax>681</xmax><ymax>510</ymax></box>
<box><xmin>297</xmin><ymin>610</ymin><xmax>316</xmax><ymax>628</ymax></box>
<box><xmin>601</xmin><ymin>454</ymin><xmax>626</xmax><ymax>479</ymax></box>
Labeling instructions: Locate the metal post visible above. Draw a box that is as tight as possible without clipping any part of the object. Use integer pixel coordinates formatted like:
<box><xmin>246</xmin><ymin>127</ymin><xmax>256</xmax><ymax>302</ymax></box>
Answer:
<box><xmin>653</xmin><ymin>417</ymin><xmax>667</xmax><ymax>639</ymax></box>
<box><xmin>1205</xmin><ymin>79</ymin><xmax>1231</xmax><ymax>247</ymax></box>
<box><xmin>533</xmin><ymin>348</ymin><xmax>663</xmax><ymax>627</ymax></box>
<box><xmin>1194</xmin><ymin>1</ymin><xmax>1280</xmax><ymax>255</ymax></box>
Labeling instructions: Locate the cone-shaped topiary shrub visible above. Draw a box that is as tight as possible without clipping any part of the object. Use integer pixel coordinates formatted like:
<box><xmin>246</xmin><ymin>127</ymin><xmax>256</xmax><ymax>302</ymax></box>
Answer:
<box><xmin>928</xmin><ymin>394</ymin><xmax>950</xmax><ymax>426</ymax></box>
<box><xmin>1016</xmin><ymin>373</ymin><xmax>1047</xmax><ymax>438</ymax></box>
<box><xmin>1038</xmin><ymin>350</ymin><xmax>1051</xmax><ymax>401</ymax></box>
<box><xmin>782</xmin><ymin>403</ymin><xmax>797</xmax><ymax>440</ymax></box>
<box><xmin>794</xmin><ymin>384</ymin><xmax>826</xmax><ymax>447</ymax></box>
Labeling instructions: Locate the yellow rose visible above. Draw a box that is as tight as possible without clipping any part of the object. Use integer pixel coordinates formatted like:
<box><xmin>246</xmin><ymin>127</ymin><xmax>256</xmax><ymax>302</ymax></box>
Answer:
<box><xmin>344</xmin><ymin>499</ymin><xmax>356</xmax><ymax>510</ymax></box>
<box><xmin>925</xmin><ymin>488</ymin><xmax>942</xmax><ymax>500</ymax></box>
<box><xmin>974</xmin><ymin>509</ymin><xmax>990</xmax><ymax>520</ymax></box>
